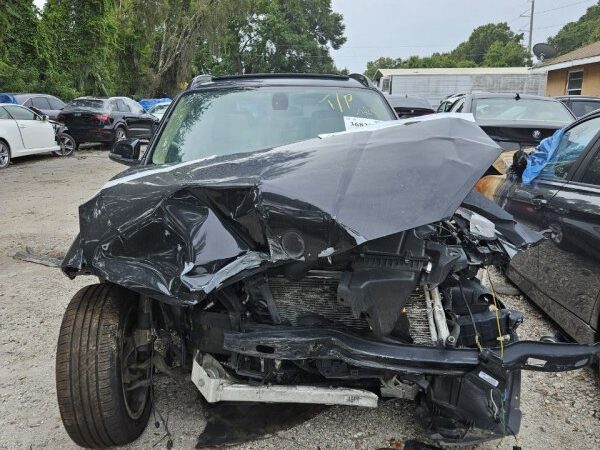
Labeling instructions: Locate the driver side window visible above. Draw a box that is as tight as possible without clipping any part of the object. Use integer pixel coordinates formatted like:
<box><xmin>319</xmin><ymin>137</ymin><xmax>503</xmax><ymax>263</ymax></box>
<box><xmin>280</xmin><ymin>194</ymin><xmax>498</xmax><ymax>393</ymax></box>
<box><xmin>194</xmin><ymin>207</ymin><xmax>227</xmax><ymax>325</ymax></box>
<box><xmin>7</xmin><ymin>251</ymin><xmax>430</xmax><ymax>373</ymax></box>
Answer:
<box><xmin>5</xmin><ymin>105</ymin><xmax>36</xmax><ymax>120</ymax></box>
<box><xmin>539</xmin><ymin>117</ymin><xmax>600</xmax><ymax>180</ymax></box>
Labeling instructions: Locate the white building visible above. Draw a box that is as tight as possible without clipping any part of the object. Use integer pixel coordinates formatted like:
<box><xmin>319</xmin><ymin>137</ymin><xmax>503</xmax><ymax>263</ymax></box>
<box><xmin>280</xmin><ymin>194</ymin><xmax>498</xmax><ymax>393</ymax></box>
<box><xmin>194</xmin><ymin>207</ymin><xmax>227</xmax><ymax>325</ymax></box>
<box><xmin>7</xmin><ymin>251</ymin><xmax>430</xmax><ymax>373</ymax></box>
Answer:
<box><xmin>373</xmin><ymin>67</ymin><xmax>547</xmax><ymax>107</ymax></box>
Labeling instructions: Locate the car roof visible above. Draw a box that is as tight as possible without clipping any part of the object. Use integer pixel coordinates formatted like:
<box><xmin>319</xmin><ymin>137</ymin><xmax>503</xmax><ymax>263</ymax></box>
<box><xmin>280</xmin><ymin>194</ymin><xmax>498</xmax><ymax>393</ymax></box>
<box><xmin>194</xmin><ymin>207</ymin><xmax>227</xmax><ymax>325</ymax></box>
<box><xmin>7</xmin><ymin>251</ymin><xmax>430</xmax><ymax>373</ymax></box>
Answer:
<box><xmin>72</xmin><ymin>97</ymin><xmax>112</xmax><ymax>101</ymax></box>
<box><xmin>467</xmin><ymin>92</ymin><xmax>560</xmax><ymax>101</ymax></box>
<box><xmin>556</xmin><ymin>95</ymin><xmax>600</xmax><ymax>101</ymax></box>
<box><xmin>11</xmin><ymin>93</ymin><xmax>58</xmax><ymax>101</ymax></box>
<box><xmin>188</xmin><ymin>73</ymin><xmax>373</xmax><ymax>91</ymax></box>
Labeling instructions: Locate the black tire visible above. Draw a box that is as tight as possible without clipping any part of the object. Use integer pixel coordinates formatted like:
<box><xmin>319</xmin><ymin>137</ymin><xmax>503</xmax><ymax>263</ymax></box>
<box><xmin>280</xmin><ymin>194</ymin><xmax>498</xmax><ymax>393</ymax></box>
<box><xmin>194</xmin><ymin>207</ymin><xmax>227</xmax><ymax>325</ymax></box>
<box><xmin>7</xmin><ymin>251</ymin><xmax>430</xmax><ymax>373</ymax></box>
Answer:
<box><xmin>53</xmin><ymin>133</ymin><xmax>78</xmax><ymax>157</ymax></box>
<box><xmin>56</xmin><ymin>283</ymin><xmax>151</xmax><ymax>448</ymax></box>
<box><xmin>0</xmin><ymin>139</ymin><xmax>11</xmax><ymax>169</ymax></box>
<box><xmin>113</xmin><ymin>126</ymin><xmax>127</xmax><ymax>144</ymax></box>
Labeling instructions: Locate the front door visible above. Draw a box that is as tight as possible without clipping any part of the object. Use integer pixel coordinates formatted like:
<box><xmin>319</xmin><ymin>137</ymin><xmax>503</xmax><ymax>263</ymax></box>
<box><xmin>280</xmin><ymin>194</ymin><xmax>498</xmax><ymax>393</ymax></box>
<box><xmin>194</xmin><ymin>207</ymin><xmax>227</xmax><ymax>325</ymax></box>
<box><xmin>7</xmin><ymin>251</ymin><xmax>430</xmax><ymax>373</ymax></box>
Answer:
<box><xmin>4</xmin><ymin>105</ymin><xmax>56</xmax><ymax>151</ymax></box>
<box><xmin>536</xmin><ymin>143</ymin><xmax>600</xmax><ymax>333</ymax></box>
<box><xmin>500</xmin><ymin>115</ymin><xmax>600</xmax><ymax>341</ymax></box>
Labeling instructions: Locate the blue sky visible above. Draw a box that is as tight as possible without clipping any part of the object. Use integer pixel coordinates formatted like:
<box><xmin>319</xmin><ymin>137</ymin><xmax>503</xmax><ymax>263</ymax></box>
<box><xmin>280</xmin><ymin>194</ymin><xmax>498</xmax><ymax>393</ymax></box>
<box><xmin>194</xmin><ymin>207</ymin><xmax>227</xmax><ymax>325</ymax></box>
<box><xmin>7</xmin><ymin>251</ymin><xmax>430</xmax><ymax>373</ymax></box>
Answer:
<box><xmin>33</xmin><ymin>0</ymin><xmax>597</xmax><ymax>72</ymax></box>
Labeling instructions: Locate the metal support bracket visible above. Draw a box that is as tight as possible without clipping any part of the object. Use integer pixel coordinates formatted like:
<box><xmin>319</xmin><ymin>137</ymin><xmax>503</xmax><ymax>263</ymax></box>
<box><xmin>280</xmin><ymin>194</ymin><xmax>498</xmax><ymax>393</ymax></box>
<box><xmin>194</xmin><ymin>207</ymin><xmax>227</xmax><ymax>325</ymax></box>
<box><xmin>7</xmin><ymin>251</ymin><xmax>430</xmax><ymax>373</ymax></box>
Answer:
<box><xmin>191</xmin><ymin>353</ymin><xmax>378</xmax><ymax>408</ymax></box>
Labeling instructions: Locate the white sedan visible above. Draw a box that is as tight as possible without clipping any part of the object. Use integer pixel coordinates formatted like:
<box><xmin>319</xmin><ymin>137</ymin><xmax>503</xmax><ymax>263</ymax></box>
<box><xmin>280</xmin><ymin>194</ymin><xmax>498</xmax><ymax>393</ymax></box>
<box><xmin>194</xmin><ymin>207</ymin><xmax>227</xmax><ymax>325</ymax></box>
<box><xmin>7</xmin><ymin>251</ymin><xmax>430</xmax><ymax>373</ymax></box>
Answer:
<box><xmin>0</xmin><ymin>103</ymin><xmax>75</xmax><ymax>169</ymax></box>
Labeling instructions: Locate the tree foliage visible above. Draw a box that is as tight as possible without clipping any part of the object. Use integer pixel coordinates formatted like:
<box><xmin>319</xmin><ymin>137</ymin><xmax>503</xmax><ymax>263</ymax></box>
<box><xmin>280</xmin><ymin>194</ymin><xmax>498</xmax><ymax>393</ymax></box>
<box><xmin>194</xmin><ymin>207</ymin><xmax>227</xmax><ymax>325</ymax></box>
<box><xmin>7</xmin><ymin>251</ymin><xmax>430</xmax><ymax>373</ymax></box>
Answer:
<box><xmin>193</xmin><ymin>0</ymin><xmax>345</xmax><ymax>75</ymax></box>
<box><xmin>364</xmin><ymin>22</ymin><xmax>530</xmax><ymax>77</ymax></box>
<box><xmin>0</xmin><ymin>1</ymin><xmax>41</xmax><ymax>92</ymax></box>
<box><xmin>0</xmin><ymin>0</ymin><xmax>346</xmax><ymax>99</ymax></box>
<box><xmin>548</xmin><ymin>1</ymin><xmax>600</xmax><ymax>55</ymax></box>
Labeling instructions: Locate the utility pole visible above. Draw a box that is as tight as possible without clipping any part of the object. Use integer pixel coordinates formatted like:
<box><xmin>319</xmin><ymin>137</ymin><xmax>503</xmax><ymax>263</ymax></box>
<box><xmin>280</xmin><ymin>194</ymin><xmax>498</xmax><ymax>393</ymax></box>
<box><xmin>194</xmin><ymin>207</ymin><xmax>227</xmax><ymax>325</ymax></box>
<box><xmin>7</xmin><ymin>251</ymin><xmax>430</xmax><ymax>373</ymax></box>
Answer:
<box><xmin>527</xmin><ymin>0</ymin><xmax>535</xmax><ymax>56</ymax></box>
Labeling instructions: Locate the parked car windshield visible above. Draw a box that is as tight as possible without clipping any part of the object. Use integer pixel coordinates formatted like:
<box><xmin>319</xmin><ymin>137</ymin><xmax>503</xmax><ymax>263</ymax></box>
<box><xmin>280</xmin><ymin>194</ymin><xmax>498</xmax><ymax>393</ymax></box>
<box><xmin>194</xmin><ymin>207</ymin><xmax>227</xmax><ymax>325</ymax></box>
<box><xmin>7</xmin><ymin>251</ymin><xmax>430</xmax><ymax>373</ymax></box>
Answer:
<box><xmin>66</xmin><ymin>99</ymin><xmax>107</xmax><ymax>110</ymax></box>
<box><xmin>570</xmin><ymin>100</ymin><xmax>600</xmax><ymax>118</ymax></box>
<box><xmin>151</xmin><ymin>86</ymin><xmax>395</xmax><ymax>165</ymax></box>
<box><xmin>473</xmin><ymin>98</ymin><xmax>573</xmax><ymax>124</ymax></box>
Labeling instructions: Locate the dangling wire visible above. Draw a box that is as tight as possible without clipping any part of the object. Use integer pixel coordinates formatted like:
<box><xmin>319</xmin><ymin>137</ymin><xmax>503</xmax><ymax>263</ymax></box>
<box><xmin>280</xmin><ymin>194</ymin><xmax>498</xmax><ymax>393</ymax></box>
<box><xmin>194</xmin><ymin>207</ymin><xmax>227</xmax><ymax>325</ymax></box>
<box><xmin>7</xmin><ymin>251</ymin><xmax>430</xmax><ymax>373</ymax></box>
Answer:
<box><xmin>486</xmin><ymin>267</ymin><xmax>504</xmax><ymax>358</ymax></box>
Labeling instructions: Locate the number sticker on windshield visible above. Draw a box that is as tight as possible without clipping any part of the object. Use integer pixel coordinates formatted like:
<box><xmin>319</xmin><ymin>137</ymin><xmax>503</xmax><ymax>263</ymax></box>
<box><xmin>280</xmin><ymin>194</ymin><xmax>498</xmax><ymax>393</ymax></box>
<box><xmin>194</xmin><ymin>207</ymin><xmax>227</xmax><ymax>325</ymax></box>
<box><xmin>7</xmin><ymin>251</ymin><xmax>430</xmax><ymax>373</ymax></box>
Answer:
<box><xmin>343</xmin><ymin>116</ymin><xmax>381</xmax><ymax>130</ymax></box>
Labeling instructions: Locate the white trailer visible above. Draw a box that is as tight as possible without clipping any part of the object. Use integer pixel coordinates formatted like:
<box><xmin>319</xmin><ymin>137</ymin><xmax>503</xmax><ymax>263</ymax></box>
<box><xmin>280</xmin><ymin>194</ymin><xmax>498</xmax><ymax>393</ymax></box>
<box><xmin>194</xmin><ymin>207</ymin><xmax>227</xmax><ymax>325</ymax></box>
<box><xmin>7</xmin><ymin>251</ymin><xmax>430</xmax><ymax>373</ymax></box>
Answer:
<box><xmin>373</xmin><ymin>67</ymin><xmax>547</xmax><ymax>109</ymax></box>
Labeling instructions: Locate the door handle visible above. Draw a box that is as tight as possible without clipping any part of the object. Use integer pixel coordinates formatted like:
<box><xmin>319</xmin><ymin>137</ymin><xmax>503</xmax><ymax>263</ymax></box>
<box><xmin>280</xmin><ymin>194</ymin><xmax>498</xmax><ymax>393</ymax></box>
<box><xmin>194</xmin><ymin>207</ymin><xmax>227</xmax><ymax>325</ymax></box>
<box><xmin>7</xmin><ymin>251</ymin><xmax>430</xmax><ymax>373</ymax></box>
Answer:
<box><xmin>18</xmin><ymin>124</ymin><xmax>26</xmax><ymax>129</ymax></box>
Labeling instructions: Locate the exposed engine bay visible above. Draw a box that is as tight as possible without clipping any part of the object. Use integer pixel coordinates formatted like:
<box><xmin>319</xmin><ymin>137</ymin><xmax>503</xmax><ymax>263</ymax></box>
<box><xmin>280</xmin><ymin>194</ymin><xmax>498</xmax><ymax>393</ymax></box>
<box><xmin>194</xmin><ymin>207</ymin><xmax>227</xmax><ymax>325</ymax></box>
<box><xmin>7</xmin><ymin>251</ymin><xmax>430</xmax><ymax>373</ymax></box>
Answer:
<box><xmin>183</xmin><ymin>208</ymin><xmax>525</xmax><ymax>444</ymax></box>
<box><xmin>62</xmin><ymin>117</ymin><xmax>600</xmax><ymax>445</ymax></box>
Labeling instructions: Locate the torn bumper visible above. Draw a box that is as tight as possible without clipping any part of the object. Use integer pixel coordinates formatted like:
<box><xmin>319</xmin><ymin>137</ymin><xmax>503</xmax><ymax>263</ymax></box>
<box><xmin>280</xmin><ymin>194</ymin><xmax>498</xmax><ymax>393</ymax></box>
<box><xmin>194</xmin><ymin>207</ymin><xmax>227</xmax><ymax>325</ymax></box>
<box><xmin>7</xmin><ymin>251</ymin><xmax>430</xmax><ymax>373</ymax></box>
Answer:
<box><xmin>221</xmin><ymin>327</ymin><xmax>598</xmax><ymax>444</ymax></box>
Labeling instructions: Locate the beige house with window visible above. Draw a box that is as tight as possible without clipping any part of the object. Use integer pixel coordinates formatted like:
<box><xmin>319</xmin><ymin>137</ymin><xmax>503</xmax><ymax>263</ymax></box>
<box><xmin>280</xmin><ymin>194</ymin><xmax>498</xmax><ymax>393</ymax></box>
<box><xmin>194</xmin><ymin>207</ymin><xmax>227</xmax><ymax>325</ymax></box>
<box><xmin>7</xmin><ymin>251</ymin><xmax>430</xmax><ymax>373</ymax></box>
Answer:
<box><xmin>533</xmin><ymin>41</ymin><xmax>600</xmax><ymax>96</ymax></box>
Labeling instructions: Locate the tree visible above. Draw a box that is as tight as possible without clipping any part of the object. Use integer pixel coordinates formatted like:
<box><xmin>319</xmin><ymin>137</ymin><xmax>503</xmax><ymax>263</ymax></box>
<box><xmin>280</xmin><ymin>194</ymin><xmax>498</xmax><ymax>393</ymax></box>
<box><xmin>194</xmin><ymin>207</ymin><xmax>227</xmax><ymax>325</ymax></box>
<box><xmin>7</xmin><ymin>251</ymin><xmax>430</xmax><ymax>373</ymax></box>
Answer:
<box><xmin>194</xmin><ymin>0</ymin><xmax>346</xmax><ymax>76</ymax></box>
<box><xmin>364</xmin><ymin>57</ymin><xmax>402</xmax><ymax>79</ymax></box>
<box><xmin>451</xmin><ymin>23</ymin><xmax>526</xmax><ymax>65</ymax></box>
<box><xmin>363</xmin><ymin>21</ymin><xmax>529</xmax><ymax>76</ymax></box>
<box><xmin>39</xmin><ymin>0</ymin><xmax>119</xmax><ymax>97</ymax></box>
<box><xmin>548</xmin><ymin>1</ymin><xmax>600</xmax><ymax>55</ymax></box>
<box><xmin>483</xmin><ymin>40</ymin><xmax>530</xmax><ymax>67</ymax></box>
<box><xmin>0</xmin><ymin>1</ymin><xmax>40</xmax><ymax>92</ymax></box>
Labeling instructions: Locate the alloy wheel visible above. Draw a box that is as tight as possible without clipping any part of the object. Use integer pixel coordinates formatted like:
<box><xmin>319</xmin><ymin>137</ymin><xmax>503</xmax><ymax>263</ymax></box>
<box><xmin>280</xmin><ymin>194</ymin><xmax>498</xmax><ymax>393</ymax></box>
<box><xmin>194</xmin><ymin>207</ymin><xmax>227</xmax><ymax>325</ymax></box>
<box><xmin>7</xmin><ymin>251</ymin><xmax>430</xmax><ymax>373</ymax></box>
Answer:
<box><xmin>116</xmin><ymin>128</ymin><xmax>127</xmax><ymax>141</ymax></box>
<box><xmin>120</xmin><ymin>308</ymin><xmax>152</xmax><ymax>420</ymax></box>
<box><xmin>58</xmin><ymin>134</ymin><xmax>75</xmax><ymax>156</ymax></box>
<box><xmin>0</xmin><ymin>142</ymin><xmax>9</xmax><ymax>168</ymax></box>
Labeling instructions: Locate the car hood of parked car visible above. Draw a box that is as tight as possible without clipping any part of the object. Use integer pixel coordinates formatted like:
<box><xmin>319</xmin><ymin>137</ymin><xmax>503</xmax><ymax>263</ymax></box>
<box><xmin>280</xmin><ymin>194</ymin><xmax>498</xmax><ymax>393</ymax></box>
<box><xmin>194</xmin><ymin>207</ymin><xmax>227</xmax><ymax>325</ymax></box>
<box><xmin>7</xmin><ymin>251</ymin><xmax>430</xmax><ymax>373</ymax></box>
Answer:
<box><xmin>62</xmin><ymin>117</ymin><xmax>539</xmax><ymax>303</ymax></box>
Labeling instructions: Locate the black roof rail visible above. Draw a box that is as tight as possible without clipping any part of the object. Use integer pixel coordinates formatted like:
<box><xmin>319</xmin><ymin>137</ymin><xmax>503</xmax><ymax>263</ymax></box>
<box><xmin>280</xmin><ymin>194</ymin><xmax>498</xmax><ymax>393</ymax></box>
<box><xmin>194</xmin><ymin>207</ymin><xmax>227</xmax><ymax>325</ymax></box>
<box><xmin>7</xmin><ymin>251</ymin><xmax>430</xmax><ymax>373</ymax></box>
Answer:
<box><xmin>212</xmin><ymin>73</ymin><xmax>349</xmax><ymax>81</ymax></box>
<box><xmin>188</xmin><ymin>74</ymin><xmax>213</xmax><ymax>89</ymax></box>
<box><xmin>348</xmin><ymin>73</ymin><xmax>373</xmax><ymax>88</ymax></box>
<box><xmin>187</xmin><ymin>73</ymin><xmax>363</xmax><ymax>90</ymax></box>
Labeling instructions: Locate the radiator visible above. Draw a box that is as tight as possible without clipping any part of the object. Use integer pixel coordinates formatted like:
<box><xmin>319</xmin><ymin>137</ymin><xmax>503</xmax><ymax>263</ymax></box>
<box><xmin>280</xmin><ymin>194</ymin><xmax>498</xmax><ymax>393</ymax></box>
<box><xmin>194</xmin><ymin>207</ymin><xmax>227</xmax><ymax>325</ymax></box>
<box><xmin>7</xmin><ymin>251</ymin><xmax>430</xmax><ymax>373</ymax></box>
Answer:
<box><xmin>268</xmin><ymin>276</ymin><xmax>432</xmax><ymax>344</ymax></box>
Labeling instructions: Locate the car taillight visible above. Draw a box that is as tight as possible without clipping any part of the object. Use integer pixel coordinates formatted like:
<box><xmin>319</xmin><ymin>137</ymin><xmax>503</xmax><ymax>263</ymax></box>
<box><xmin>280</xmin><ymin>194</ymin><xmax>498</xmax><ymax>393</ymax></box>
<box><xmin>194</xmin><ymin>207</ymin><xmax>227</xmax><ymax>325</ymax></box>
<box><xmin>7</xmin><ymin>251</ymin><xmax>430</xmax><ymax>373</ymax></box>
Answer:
<box><xmin>91</xmin><ymin>113</ymin><xmax>109</xmax><ymax>123</ymax></box>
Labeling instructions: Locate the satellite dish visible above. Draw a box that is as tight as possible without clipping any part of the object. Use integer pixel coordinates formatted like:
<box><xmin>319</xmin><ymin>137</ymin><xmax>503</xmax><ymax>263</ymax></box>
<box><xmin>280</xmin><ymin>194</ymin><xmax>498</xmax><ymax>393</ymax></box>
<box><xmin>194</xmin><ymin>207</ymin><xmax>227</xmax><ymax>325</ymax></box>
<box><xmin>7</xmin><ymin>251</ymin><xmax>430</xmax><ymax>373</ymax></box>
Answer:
<box><xmin>533</xmin><ymin>43</ymin><xmax>557</xmax><ymax>61</ymax></box>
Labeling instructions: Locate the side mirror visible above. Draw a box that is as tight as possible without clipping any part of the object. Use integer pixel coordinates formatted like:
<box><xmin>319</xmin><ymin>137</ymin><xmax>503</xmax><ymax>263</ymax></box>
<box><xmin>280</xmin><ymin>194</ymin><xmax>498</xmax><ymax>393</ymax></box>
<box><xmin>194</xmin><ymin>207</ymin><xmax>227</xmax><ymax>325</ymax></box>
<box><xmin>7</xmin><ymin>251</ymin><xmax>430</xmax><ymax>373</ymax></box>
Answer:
<box><xmin>41</xmin><ymin>115</ymin><xmax>49</xmax><ymax>121</ymax></box>
<box><xmin>110</xmin><ymin>138</ymin><xmax>141</xmax><ymax>166</ymax></box>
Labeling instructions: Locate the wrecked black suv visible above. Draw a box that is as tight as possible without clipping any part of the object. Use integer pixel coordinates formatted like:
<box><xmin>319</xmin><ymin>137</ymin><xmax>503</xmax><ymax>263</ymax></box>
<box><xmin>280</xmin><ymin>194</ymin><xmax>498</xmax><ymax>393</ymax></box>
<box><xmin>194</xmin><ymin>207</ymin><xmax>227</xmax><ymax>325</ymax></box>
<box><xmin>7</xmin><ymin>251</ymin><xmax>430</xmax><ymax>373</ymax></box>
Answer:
<box><xmin>57</xmin><ymin>74</ymin><xmax>599</xmax><ymax>447</ymax></box>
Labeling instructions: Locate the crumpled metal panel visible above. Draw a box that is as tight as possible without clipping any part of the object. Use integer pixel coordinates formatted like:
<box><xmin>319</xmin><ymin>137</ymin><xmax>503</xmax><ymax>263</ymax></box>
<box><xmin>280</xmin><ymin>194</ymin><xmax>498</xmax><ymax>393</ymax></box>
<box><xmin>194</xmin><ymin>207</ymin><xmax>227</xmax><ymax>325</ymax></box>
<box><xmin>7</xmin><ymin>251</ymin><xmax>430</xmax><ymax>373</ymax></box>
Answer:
<box><xmin>62</xmin><ymin>117</ymin><xmax>501</xmax><ymax>304</ymax></box>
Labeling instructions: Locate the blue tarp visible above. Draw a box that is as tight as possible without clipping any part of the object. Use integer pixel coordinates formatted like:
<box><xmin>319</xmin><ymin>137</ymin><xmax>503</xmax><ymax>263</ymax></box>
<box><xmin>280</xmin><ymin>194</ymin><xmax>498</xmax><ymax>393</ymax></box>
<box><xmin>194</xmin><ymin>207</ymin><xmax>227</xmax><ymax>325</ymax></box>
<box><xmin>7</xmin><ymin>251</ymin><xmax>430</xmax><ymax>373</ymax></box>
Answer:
<box><xmin>139</xmin><ymin>98</ymin><xmax>171</xmax><ymax>111</ymax></box>
<box><xmin>522</xmin><ymin>128</ymin><xmax>564</xmax><ymax>184</ymax></box>
<box><xmin>0</xmin><ymin>94</ymin><xmax>18</xmax><ymax>104</ymax></box>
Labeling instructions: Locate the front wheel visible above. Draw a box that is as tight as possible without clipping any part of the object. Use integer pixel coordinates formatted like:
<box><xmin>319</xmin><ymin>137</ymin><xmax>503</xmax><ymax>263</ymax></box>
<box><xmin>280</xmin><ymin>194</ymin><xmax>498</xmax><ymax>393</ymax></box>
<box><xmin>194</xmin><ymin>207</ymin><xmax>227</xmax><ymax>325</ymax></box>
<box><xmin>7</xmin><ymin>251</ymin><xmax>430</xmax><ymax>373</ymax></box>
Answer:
<box><xmin>53</xmin><ymin>133</ymin><xmax>78</xmax><ymax>157</ymax></box>
<box><xmin>0</xmin><ymin>140</ymin><xmax>10</xmax><ymax>169</ymax></box>
<box><xmin>114</xmin><ymin>126</ymin><xmax>127</xmax><ymax>143</ymax></box>
<box><xmin>56</xmin><ymin>283</ymin><xmax>152</xmax><ymax>448</ymax></box>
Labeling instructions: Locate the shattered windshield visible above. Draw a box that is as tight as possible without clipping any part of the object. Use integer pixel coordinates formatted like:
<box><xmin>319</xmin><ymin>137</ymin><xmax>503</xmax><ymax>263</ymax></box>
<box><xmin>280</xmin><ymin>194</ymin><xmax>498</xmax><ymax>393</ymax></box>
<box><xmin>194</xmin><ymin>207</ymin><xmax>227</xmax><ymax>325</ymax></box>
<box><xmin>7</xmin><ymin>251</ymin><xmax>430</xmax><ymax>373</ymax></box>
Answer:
<box><xmin>473</xmin><ymin>98</ymin><xmax>573</xmax><ymax>124</ymax></box>
<box><xmin>150</xmin><ymin>86</ymin><xmax>395</xmax><ymax>164</ymax></box>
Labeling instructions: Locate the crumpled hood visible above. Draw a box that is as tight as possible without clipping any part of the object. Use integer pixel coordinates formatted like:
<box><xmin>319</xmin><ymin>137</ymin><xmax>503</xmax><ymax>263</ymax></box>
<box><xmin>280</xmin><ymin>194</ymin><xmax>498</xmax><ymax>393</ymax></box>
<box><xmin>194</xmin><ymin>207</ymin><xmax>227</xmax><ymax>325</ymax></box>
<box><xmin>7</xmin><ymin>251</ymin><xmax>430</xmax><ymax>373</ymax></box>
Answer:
<box><xmin>63</xmin><ymin>117</ymin><xmax>502</xmax><ymax>303</ymax></box>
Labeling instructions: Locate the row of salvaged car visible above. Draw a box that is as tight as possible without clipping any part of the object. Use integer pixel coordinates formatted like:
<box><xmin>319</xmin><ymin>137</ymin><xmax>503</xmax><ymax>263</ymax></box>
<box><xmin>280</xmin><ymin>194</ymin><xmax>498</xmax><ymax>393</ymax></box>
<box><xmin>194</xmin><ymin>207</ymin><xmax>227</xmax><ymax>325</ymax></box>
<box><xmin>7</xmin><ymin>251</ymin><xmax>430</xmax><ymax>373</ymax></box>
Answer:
<box><xmin>0</xmin><ymin>93</ymin><xmax>171</xmax><ymax>169</ymax></box>
<box><xmin>52</xmin><ymin>73</ymin><xmax>600</xmax><ymax>448</ymax></box>
<box><xmin>389</xmin><ymin>92</ymin><xmax>600</xmax><ymax>119</ymax></box>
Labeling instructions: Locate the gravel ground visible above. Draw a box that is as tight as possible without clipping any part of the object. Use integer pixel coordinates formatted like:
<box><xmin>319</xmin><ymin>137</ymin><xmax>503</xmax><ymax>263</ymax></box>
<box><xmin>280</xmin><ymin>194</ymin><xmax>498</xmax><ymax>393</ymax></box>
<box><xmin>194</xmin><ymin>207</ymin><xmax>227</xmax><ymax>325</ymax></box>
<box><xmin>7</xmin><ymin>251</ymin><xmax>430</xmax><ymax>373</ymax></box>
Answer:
<box><xmin>0</xmin><ymin>151</ymin><xmax>598</xmax><ymax>450</ymax></box>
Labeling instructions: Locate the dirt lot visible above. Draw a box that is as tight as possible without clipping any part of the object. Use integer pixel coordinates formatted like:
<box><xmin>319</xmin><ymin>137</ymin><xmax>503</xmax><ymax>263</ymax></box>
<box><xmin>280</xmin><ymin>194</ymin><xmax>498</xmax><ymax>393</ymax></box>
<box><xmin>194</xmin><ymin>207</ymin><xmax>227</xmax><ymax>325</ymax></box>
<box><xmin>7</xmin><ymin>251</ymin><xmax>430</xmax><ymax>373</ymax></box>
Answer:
<box><xmin>0</xmin><ymin>150</ymin><xmax>598</xmax><ymax>450</ymax></box>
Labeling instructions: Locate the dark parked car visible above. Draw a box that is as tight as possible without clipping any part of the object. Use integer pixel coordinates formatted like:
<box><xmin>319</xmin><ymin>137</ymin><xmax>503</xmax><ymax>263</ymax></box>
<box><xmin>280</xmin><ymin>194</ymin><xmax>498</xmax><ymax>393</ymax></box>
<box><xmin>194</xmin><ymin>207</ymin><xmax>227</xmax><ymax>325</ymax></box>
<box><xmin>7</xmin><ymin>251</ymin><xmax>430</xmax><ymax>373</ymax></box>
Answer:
<box><xmin>446</xmin><ymin>92</ymin><xmax>575</xmax><ymax>175</ymax></box>
<box><xmin>0</xmin><ymin>93</ymin><xmax>66</xmax><ymax>120</ymax></box>
<box><xmin>483</xmin><ymin>111</ymin><xmax>600</xmax><ymax>348</ymax></box>
<box><xmin>448</xmin><ymin>92</ymin><xmax>575</xmax><ymax>150</ymax></box>
<box><xmin>385</xmin><ymin>94</ymin><xmax>435</xmax><ymax>118</ymax></box>
<box><xmin>556</xmin><ymin>95</ymin><xmax>600</xmax><ymax>118</ymax></box>
<box><xmin>55</xmin><ymin>74</ymin><xmax>599</xmax><ymax>448</ymax></box>
<box><xmin>57</xmin><ymin>96</ymin><xmax>158</xmax><ymax>148</ymax></box>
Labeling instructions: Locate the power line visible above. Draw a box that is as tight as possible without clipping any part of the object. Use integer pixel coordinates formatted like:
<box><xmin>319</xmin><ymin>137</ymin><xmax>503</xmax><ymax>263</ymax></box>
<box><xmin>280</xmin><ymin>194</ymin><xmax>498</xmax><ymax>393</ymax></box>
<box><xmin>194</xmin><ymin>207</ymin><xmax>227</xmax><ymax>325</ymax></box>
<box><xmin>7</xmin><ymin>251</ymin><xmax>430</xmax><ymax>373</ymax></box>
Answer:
<box><xmin>533</xmin><ymin>22</ymin><xmax>570</xmax><ymax>30</ymax></box>
<box><xmin>536</xmin><ymin>0</ymin><xmax>596</xmax><ymax>15</ymax></box>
